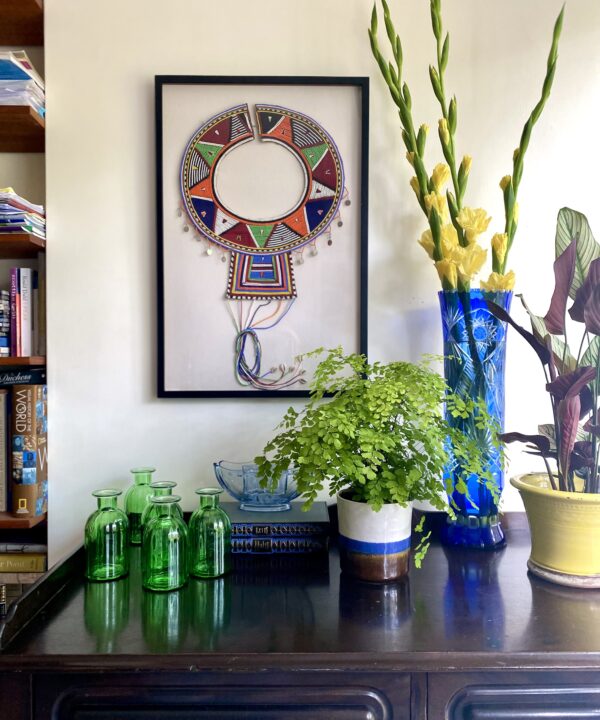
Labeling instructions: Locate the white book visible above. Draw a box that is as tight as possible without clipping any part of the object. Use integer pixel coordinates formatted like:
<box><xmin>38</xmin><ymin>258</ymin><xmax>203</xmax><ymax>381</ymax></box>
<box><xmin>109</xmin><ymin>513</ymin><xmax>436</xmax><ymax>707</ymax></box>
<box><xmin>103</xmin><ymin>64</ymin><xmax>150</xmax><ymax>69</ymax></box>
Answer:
<box><xmin>32</xmin><ymin>270</ymin><xmax>38</xmax><ymax>358</ymax></box>
<box><xmin>37</xmin><ymin>253</ymin><xmax>45</xmax><ymax>356</ymax></box>
<box><xmin>19</xmin><ymin>268</ymin><xmax>32</xmax><ymax>357</ymax></box>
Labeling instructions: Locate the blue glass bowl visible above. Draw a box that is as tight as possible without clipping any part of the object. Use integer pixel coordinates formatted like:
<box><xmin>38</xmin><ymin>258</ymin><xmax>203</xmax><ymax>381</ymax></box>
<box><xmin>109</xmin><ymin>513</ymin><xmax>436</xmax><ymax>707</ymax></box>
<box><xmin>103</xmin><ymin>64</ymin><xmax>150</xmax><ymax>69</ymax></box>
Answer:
<box><xmin>213</xmin><ymin>461</ymin><xmax>299</xmax><ymax>512</ymax></box>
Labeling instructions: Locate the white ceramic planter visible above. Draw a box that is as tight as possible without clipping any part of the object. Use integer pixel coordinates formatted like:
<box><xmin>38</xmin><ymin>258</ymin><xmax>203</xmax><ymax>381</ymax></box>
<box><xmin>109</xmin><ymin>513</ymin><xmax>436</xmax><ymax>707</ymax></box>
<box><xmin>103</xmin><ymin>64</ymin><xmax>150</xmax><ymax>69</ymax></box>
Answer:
<box><xmin>337</xmin><ymin>492</ymin><xmax>413</xmax><ymax>582</ymax></box>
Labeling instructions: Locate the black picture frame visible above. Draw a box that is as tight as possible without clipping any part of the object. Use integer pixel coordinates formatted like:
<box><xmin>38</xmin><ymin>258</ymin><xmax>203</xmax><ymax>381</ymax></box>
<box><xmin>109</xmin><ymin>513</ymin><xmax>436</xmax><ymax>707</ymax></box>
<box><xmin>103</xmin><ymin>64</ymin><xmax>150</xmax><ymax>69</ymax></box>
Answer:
<box><xmin>156</xmin><ymin>75</ymin><xmax>369</xmax><ymax>398</ymax></box>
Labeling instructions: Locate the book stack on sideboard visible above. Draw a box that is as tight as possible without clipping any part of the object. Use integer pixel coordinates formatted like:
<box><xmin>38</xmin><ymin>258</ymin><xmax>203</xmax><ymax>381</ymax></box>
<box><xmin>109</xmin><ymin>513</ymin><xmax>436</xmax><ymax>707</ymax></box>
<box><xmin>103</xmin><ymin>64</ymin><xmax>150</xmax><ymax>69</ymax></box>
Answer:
<box><xmin>223</xmin><ymin>502</ymin><xmax>330</xmax><ymax>555</ymax></box>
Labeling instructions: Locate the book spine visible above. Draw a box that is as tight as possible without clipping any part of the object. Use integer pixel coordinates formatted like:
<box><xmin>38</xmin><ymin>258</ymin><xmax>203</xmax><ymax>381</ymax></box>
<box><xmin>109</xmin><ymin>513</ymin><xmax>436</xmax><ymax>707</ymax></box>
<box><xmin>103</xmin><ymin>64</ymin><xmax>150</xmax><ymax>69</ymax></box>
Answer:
<box><xmin>9</xmin><ymin>268</ymin><xmax>17</xmax><ymax>356</ymax></box>
<box><xmin>0</xmin><ymin>554</ymin><xmax>46</xmax><ymax>572</ymax></box>
<box><xmin>0</xmin><ymin>543</ymin><xmax>47</xmax><ymax>553</ymax></box>
<box><xmin>19</xmin><ymin>268</ymin><xmax>32</xmax><ymax>357</ymax></box>
<box><xmin>15</xmin><ymin>270</ymin><xmax>21</xmax><ymax>356</ymax></box>
<box><xmin>0</xmin><ymin>368</ymin><xmax>46</xmax><ymax>387</ymax></box>
<box><xmin>10</xmin><ymin>384</ymin><xmax>47</xmax><ymax>517</ymax></box>
<box><xmin>37</xmin><ymin>253</ymin><xmax>45</xmax><ymax>356</ymax></box>
<box><xmin>32</xmin><ymin>270</ymin><xmax>38</xmax><ymax>357</ymax></box>
<box><xmin>231</xmin><ymin>522</ymin><xmax>329</xmax><ymax>537</ymax></box>
<box><xmin>231</xmin><ymin>535</ymin><xmax>329</xmax><ymax>554</ymax></box>
<box><xmin>0</xmin><ymin>572</ymin><xmax>43</xmax><ymax>584</ymax></box>
<box><xmin>0</xmin><ymin>390</ymin><xmax>7</xmax><ymax>512</ymax></box>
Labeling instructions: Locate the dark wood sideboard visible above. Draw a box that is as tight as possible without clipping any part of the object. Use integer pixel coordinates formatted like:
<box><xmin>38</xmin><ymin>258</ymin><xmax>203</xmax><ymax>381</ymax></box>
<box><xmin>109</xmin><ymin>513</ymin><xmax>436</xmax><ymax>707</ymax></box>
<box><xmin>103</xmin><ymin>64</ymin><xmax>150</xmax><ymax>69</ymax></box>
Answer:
<box><xmin>2</xmin><ymin>513</ymin><xmax>600</xmax><ymax>719</ymax></box>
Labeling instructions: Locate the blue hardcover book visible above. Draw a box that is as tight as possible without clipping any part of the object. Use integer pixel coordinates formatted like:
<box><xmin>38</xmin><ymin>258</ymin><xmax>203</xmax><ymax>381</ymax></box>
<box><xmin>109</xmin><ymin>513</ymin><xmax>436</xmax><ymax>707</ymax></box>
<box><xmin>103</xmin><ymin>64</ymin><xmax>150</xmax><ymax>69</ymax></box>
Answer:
<box><xmin>231</xmin><ymin>535</ymin><xmax>328</xmax><ymax>555</ymax></box>
<box><xmin>223</xmin><ymin>501</ymin><xmax>330</xmax><ymax>538</ymax></box>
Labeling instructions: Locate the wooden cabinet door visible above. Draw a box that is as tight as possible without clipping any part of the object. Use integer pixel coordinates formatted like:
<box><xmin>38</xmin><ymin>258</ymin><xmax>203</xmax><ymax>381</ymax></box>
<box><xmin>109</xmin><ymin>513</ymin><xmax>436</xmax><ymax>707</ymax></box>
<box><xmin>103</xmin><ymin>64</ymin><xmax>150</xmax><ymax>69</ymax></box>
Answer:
<box><xmin>429</xmin><ymin>671</ymin><xmax>600</xmax><ymax>719</ymax></box>
<box><xmin>35</xmin><ymin>672</ymin><xmax>414</xmax><ymax>720</ymax></box>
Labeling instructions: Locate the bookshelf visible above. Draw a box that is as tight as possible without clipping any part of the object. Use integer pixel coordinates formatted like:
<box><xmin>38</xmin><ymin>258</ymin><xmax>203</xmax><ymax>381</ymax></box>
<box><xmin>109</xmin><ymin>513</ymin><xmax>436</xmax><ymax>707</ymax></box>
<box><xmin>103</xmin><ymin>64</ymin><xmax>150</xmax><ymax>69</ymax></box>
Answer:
<box><xmin>0</xmin><ymin>106</ymin><xmax>45</xmax><ymax>153</ymax></box>
<box><xmin>0</xmin><ymin>511</ymin><xmax>45</xmax><ymax>530</ymax></box>
<box><xmin>0</xmin><ymin>0</ymin><xmax>47</xmax><ymax>590</ymax></box>
<box><xmin>0</xmin><ymin>0</ymin><xmax>43</xmax><ymax>46</ymax></box>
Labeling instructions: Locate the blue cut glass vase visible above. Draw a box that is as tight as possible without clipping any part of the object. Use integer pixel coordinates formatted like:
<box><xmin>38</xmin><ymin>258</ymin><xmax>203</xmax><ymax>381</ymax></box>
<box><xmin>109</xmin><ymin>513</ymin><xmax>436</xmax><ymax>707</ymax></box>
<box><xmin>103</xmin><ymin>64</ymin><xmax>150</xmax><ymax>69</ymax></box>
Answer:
<box><xmin>439</xmin><ymin>289</ymin><xmax>512</xmax><ymax>549</ymax></box>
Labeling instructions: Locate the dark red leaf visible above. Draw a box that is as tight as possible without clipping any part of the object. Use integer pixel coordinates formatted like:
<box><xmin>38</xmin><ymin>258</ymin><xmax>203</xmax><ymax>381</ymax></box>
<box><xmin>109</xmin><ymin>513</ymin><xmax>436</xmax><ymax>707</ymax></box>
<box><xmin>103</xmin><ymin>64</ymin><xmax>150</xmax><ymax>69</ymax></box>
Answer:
<box><xmin>543</xmin><ymin>239</ymin><xmax>577</xmax><ymax>334</ymax></box>
<box><xmin>584</xmin><ymin>284</ymin><xmax>600</xmax><ymax>336</ymax></box>
<box><xmin>487</xmin><ymin>301</ymin><xmax>551</xmax><ymax>365</ymax></box>
<box><xmin>571</xmin><ymin>441</ymin><xmax>594</xmax><ymax>470</ymax></box>
<box><xmin>581</xmin><ymin>385</ymin><xmax>595</xmax><ymax>417</ymax></box>
<box><xmin>584</xmin><ymin>410</ymin><xmax>600</xmax><ymax>437</ymax></box>
<box><xmin>570</xmin><ymin>257</ymin><xmax>600</xmax><ymax>322</ymax></box>
<box><xmin>546</xmin><ymin>366</ymin><xmax>596</xmax><ymax>400</ymax></box>
<box><xmin>558</xmin><ymin>394</ymin><xmax>581</xmax><ymax>480</ymax></box>
<box><xmin>500</xmin><ymin>432</ymin><xmax>552</xmax><ymax>456</ymax></box>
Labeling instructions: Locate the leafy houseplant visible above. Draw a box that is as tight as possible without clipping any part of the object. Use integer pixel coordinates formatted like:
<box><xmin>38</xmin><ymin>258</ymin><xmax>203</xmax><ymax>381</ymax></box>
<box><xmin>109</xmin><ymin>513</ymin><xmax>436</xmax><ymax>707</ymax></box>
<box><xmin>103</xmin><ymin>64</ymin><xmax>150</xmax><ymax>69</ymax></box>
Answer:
<box><xmin>368</xmin><ymin>0</ymin><xmax>564</xmax><ymax>546</ymax></box>
<box><xmin>255</xmin><ymin>348</ymin><xmax>498</xmax><ymax>582</ymax></box>
<box><xmin>489</xmin><ymin>208</ymin><xmax>600</xmax><ymax>587</ymax></box>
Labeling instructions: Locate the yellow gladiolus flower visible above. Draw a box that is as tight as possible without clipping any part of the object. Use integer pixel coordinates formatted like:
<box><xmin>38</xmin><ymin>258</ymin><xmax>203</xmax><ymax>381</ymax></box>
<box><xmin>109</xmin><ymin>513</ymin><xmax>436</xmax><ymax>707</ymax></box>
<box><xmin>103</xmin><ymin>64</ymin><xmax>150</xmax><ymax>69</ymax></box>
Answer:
<box><xmin>409</xmin><ymin>176</ymin><xmax>421</xmax><ymax>199</ymax></box>
<box><xmin>406</xmin><ymin>151</ymin><xmax>415</xmax><ymax>167</ymax></box>
<box><xmin>418</xmin><ymin>229</ymin><xmax>435</xmax><ymax>259</ymax></box>
<box><xmin>513</xmin><ymin>147</ymin><xmax>520</xmax><ymax>162</ymax></box>
<box><xmin>491</xmin><ymin>233</ymin><xmax>508</xmax><ymax>265</ymax></box>
<box><xmin>419</xmin><ymin>123</ymin><xmax>430</xmax><ymax>136</ymax></box>
<box><xmin>435</xmin><ymin>259</ymin><xmax>458</xmax><ymax>290</ymax></box>
<box><xmin>438</xmin><ymin>118</ymin><xmax>450</xmax><ymax>145</ymax></box>
<box><xmin>457</xmin><ymin>243</ymin><xmax>487</xmax><ymax>283</ymax></box>
<box><xmin>456</xmin><ymin>207</ymin><xmax>492</xmax><ymax>243</ymax></box>
<box><xmin>440</xmin><ymin>223</ymin><xmax>459</xmax><ymax>258</ymax></box>
<box><xmin>480</xmin><ymin>270</ymin><xmax>516</xmax><ymax>292</ymax></box>
<box><xmin>461</xmin><ymin>155</ymin><xmax>472</xmax><ymax>174</ymax></box>
<box><xmin>513</xmin><ymin>202</ymin><xmax>520</xmax><ymax>224</ymax></box>
<box><xmin>424</xmin><ymin>192</ymin><xmax>448</xmax><ymax>220</ymax></box>
<box><xmin>499</xmin><ymin>175</ymin><xmax>512</xmax><ymax>191</ymax></box>
<box><xmin>431</xmin><ymin>163</ymin><xmax>451</xmax><ymax>190</ymax></box>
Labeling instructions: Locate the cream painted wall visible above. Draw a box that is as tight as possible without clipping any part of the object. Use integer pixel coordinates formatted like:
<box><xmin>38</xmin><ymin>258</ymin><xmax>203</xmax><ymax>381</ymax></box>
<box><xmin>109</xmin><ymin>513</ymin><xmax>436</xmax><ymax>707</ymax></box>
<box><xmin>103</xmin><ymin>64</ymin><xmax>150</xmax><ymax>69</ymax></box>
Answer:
<box><xmin>45</xmin><ymin>0</ymin><xmax>600</xmax><ymax>563</ymax></box>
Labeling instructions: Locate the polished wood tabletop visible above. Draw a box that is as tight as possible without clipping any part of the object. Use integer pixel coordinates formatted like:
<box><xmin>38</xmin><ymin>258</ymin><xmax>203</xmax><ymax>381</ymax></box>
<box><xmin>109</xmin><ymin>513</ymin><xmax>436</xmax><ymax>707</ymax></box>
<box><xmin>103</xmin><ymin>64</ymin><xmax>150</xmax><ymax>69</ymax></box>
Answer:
<box><xmin>2</xmin><ymin>513</ymin><xmax>600</xmax><ymax>672</ymax></box>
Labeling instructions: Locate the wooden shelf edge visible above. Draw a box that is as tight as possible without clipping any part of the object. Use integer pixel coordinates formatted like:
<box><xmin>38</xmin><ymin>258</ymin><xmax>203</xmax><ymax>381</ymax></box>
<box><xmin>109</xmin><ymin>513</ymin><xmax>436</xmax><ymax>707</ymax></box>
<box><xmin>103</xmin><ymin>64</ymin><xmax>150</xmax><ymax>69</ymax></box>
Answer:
<box><xmin>0</xmin><ymin>511</ymin><xmax>46</xmax><ymax>529</ymax></box>
<box><xmin>0</xmin><ymin>232</ymin><xmax>45</xmax><ymax>257</ymax></box>
<box><xmin>0</xmin><ymin>357</ymin><xmax>46</xmax><ymax>367</ymax></box>
<box><xmin>0</xmin><ymin>0</ymin><xmax>44</xmax><ymax>46</ymax></box>
<box><xmin>0</xmin><ymin>106</ymin><xmax>45</xmax><ymax>153</ymax></box>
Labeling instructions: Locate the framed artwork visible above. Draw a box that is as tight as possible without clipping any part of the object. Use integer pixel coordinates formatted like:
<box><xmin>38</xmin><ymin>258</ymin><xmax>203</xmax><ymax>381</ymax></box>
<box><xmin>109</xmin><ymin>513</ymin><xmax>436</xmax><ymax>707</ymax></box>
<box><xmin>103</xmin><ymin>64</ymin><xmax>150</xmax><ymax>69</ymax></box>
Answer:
<box><xmin>156</xmin><ymin>76</ymin><xmax>369</xmax><ymax>398</ymax></box>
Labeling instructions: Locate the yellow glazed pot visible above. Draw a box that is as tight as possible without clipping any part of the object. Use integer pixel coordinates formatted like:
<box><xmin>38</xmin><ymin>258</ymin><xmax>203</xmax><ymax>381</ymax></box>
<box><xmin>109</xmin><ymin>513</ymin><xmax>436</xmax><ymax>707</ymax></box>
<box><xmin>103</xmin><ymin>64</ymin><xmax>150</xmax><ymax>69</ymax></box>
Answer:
<box><xmin>511</xmin><ymin>473</ymin><xmax>600</xmax><ymax>588</ymax></box>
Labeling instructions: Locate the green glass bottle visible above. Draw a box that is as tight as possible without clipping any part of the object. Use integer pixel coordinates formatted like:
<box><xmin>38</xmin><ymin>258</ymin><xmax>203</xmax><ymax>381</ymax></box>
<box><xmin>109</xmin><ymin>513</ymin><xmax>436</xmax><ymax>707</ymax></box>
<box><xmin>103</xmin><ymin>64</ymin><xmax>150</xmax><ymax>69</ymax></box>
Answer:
<box><xmin>189</xmin><ymin>488</ymin><xmax>231</xmax><ymax>579</ymax></box>
<box><xmin>141</xmin><ymin>481</ymin><xmax>183</xmax><ymax>535</ymax></box>
<box><xmin>84</xmin><ymin>489</ymin><xmax>129</xmax><ymax>581</ymax></box>
<box><xmin>142</xmin><ymin>495</ymin><xmax>188</xmax><ymax>592</ymax></box>
<box><xmin>124</xmin><ymin>466</ymin><xmax>155</xmax><ymax>545</ymax></box>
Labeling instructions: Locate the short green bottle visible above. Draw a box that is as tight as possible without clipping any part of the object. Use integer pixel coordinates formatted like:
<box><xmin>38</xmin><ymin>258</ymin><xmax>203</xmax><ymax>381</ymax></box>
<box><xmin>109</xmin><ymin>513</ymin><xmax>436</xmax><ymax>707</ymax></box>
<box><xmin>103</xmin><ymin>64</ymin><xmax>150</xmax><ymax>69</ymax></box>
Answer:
<box><xmin>141</xmin><ymin>481</ymin><xmax>183</xmax><ymax>535</ymax></box>
<box><xmin>142</xmin><ymin>495</ymin><xmax>188</xmax><ymax>592</ymax></box>
<box><xmin>124</xmin><ymin>467</ymin><xmax>155</xmax><ymax>545</ymax></box>
<box><xmin>189</xmin><ymin>488</ymin><xmax>231</xmax><ymax>579</ymax></box>
<box><xmin>84</xmin><ymin>489</ymin><xmax>129</xmax><ymax>581</ymax></box>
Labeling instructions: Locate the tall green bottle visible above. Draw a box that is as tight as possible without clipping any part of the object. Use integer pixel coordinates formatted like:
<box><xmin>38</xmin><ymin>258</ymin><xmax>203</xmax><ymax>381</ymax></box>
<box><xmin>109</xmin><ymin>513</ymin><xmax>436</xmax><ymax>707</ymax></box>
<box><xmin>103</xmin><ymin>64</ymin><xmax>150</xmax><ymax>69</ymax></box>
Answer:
<box><xmin>142</xmin><ymin>495</ymin><xmax>188</xmax><ymax>592</ymax></box>
<box><xmin>124</xmin><ymin>467</ymin><xmax>155</xmax><ymax>545</ymax></box>
<box><xmin>189</xmin><ymin>488</ymin><xmax>231</xmax><ymax>579</ymax></box>
<box><xmin>141</xmin><ymin>481</ymin><xmax>183</xmax><ymax>535</ymax></box>
<box><xmin>84</xmin><ymin>489</ymin><xmax>129</xmax><ymax>581</ymax></box>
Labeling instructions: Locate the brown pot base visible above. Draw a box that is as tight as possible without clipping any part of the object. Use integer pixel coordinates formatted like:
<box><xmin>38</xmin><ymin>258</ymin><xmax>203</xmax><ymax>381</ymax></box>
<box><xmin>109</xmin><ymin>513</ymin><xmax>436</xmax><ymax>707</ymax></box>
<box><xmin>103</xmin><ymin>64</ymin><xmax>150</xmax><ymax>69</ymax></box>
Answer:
<box><xmin>527</xmin><ymin>558</ymin><xmax>600</xmax><ymax>589</ymax></box>
<box><xmin>340</xmin><ymin>548</ymin><xmax>410</xmax><ymax>583</ymax></box>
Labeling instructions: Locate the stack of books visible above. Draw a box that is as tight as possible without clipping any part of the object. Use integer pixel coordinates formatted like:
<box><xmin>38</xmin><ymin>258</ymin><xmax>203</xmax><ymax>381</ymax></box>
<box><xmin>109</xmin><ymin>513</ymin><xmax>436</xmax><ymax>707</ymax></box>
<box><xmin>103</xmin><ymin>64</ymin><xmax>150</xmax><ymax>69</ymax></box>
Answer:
<box><xmin>223</xmin><ymin>502</ymin><xmax>330</xmax><ymax>555</ymax></box>
<box><xmin>0</xmin><ymin>51</ymin><xmax>44</xmax><ymax>118</ymax></box>
<box><xmin>0</xmin><ymin>290</ymin><xmax>9</xmax><ymax>358</ymax></box>
<box><xmin>0</xmin><ymin>188</ymin><xmax>45</xmax><ymax>239</ymax></box>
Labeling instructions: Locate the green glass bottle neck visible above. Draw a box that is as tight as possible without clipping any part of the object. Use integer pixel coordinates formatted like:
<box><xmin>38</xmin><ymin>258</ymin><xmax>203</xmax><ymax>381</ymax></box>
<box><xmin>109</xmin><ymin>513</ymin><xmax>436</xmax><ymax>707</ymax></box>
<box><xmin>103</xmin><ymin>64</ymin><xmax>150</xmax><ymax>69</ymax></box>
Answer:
<box><xmin>133</xmin><ymin>474</ymin><xmax>152</xmax><ymax>485</ymax></box>
<box><xmin>155</xmin><ymin>504</ymin><xmax>180</xmax><ymax>519</ymax></box>
<box><xmin>199</xmin><ymin>495</ymin><xmax>220</xmax><ymax>510</ymax></box>
<box><xmin>97</xmin><ymin>496</ymin><xmax>118</xmax><ymax>510</ymax></box>
<box><xmin>153</xmin><ymin>488</ymin><xmax>173</xmax><ymax>498</ymax></box>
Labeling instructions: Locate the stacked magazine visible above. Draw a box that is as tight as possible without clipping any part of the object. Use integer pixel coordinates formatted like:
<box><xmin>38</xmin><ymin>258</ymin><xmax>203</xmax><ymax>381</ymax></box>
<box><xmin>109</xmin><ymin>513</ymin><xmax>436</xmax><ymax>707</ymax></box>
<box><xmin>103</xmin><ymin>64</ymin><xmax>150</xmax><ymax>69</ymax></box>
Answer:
<box><xmin>0</xmin><ymin>188</ymin><xmax>45</xmax><ymax>239</ymax></box>
<box><xmin>0</xmin><ymin>50</ymin><xmax>44</xmax><ymax>118</ymax></box>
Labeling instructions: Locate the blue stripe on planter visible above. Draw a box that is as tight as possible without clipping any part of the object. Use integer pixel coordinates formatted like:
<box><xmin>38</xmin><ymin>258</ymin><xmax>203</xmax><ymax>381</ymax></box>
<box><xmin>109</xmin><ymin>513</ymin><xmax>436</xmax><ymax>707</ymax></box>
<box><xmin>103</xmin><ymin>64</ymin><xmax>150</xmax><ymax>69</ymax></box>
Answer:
<box><xmin>338</xmin><ymin>534</ymin><xmax>411</xmax><ymax>555</ymax></box>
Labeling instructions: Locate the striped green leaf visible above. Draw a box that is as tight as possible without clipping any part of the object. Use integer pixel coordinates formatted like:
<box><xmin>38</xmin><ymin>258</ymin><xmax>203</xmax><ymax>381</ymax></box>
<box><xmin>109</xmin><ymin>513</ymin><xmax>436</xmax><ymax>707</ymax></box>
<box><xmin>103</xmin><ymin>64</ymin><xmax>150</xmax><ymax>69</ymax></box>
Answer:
<box><xmin>555</xmin><ymin>207</ymin><xmax>600</xmax><ymax>299</ymax></box>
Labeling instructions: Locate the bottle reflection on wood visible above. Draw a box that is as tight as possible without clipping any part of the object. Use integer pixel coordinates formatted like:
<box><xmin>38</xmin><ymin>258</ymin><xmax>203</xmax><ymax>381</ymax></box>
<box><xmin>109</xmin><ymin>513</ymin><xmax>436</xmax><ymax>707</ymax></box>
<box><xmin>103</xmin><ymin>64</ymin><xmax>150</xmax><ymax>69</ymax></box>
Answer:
<box><xmin>190</xmin><ymin>576</ymin><xmax>232</xmax><ymax>650</ymax></box>
<box><xmin>84</xmin><ymin>576</ymin><xmax>130</xmax><ymax>653</ymax></box>
<box><xmin>142</xmin><ymin>586</ymin><xmax>189</xmax><ymax>653</ymax></box>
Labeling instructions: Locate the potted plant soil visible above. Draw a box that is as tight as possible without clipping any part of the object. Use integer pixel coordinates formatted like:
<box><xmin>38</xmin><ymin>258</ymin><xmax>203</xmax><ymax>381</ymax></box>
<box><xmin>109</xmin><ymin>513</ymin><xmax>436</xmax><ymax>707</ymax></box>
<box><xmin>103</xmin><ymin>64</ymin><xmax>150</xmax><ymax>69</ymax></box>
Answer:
<box><xmin>256</xmin><ymin>348</ymin><xmax>497</xmax><ymax>582</ymax></box>
<box><xmin>489</xmin><ymin>208</ymin><xmax>600</xmax><ymax>588</ymax></box>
